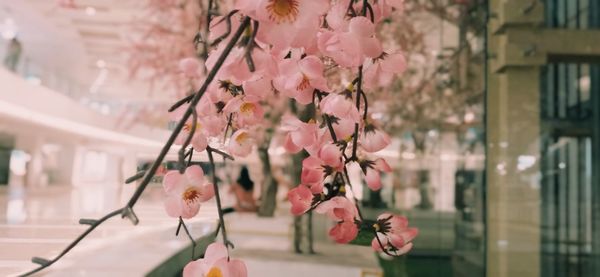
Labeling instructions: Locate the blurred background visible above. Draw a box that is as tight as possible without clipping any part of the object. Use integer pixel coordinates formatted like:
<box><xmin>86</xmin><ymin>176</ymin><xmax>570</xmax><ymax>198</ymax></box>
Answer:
<box><xmin>0</xmin><ymin>0</ymin><xmax>598</xmax><ymax>276</ymax></box>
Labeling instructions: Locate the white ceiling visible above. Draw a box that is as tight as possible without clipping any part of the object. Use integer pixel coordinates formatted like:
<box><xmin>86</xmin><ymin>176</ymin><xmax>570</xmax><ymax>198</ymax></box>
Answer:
<box><xmin>0</xmin><ymin>0</ymin><xmax>171</xmax><ymax>104</ymax></box>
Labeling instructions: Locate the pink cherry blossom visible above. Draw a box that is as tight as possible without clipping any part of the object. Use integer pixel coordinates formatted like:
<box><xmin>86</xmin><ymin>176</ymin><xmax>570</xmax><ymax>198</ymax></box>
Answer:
<box><xmin>228</xmin><ymin>129</ymin><xmax>254</xmax><ymax>157</ymax></box>
<box><xmin>364</xmin><ymin>158</ymin><xmax>392</xmax><ymax>191</ymax></box>
<box><xmin>318</xmin><ymin>16</ymin><xmax>383</xmax><ymax>67</ymax></box>
<box><xmin>174</xmin><ymin>115</ymin><xmax>209</xmax><ymax>152</ymax></box>
<box><xmin>317</xmin><ymin>143</ymin><xmax>342</xmax><ymax>168</ymax></box>
<box><xmin>371</xmin><ymin>213</ymin><xmax>418</xmax><ymax>255</ymax></box>
<box><xmin>236</xmin><ymin>0</ymin><xmax>329</xmax><ymax>51</ymax></box>
<box><xmin>281</xmin><ymin>115</ymin><xmax>318</xmax><ymax>149</ymax></box>
<box><xmin>274</xmin><ymin>55</ymin><xmax>329</xmax><ymax>104</ymax></box>
<box><xmin>329</xmin><ymin>220</ymin><xmax>359</xmax><ymax>244</ymax></box>
<box><xmin>361</xmin><ymin>125</ymin><xmax>391</xmax><ymax>152</ymax></box>
<box><xmin>223</xmin><ymin>96</ymin><xmax>264</xmax><ymax>127</ymax></box>
<box><xmin>163</xmin><ymin>165</ymin><xmax>215</xmax><ymax>219</ymax></box>
<box><xmin>331</xmin><ymin>117</ymin><xmax>356</xmax><ymax>141</ymax></box>
<box><xmin>300</xmin><ymin>156</ymin><xmax>325</xmax><ymax>193</ymax></box>
<box><xmin>288</xmin><ymin>185</ymin><xmax>314</xmax><ymax>216</ymax></box>
<box><xmin>183</xmin><ymin>242</ymin><xmax>247</xmax><ymax>277</ymax></box>
<box><xmin>363</xmin><ymin>52</ymin><xmax>407</xmax><ymax>89</ymax></box>
<box><xmin>319</xmin><ymin>93</ymin><xmax>361</xmax><ymax>123</ymax></box>
<box><xmin>315</xmin><ymin>196</ymin><xmax>358</xmax><ymax>222</ymax></box>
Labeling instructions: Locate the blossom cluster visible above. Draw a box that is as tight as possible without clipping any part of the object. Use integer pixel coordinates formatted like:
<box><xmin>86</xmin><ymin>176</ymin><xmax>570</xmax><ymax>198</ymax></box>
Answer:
<box><xmin>155</xmin><ymin>0</ymin><xmax>418</xmax><ymax>276</ymax></box>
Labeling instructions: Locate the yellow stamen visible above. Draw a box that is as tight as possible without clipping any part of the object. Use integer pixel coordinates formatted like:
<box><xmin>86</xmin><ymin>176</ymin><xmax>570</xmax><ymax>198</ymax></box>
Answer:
<box><xmin>296</xmin><ymin>74</ymin><xmax>311</xmax><ymax>91</ymax></box>
<box><xmin>240</xmin><ymin>102</ymin><xmax>255</xmax><ymax>114</ymax></box>
<box><xmin>182</xmin><ymin>187</ymin><xmax>201</xmax><ymax>203</ymax></box>
<box><xmin>206</xmin><ymin>267</ymin><xmax>224</xmax><ymax>277</ymax></box>
<box><xmin>373</xmin><ymin>223</ymin><xmax>381</xmax><ymax>232</ymax></box>
<box><xmin>235</xmin><ymin>132</ymin><xmax>249</xmax><ymax>144</ymax></box>
<box><xmin>266</xmin><ymin>0</ymin><xmax>300</xmax><ymax>23</ymax></box>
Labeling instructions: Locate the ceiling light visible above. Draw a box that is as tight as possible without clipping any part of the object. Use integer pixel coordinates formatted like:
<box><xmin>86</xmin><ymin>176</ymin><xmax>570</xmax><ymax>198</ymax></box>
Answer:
<box><xmin>85</xmin><ymin>7</ymin><xmax>96</xmax><ymax>16</ymax></box>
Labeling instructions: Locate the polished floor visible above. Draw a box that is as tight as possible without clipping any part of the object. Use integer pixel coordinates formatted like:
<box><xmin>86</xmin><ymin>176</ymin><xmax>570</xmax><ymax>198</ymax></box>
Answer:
<box><xmin>0</xmin><ymin>183</ymin><xmax>218</xmax><ymax>276</ymax></box>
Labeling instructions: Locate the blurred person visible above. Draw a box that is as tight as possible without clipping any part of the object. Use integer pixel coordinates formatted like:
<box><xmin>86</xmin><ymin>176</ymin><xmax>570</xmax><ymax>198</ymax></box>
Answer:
<box><xmin>3</xmin><ymin>37</ymin><xmax>22</xmax><ymax>72</ymax></box>
<box><xmin>229</xmin><ymin>166</ymin><xmax>257</xmax><ymax>212</ymax></box>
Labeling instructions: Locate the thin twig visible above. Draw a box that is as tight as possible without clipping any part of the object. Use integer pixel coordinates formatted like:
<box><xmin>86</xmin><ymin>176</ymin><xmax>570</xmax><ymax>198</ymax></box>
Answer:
<box><xmin>18</xmin><ymin>209</ymin><xmax>124</xmax><ymax>277</ymax></box>
<box><xmin>207</xmin><ymin>148</ymin><xmax>234</xmax><ymax>253</ymax></box>
<box><xmin>178</xmin><ymin>109</ymin><xmax>198</xmax><ymax>172</ymax></box>
<box><xmin>177</xmin><ymin>217</ymin><xmax>198</xmax><ymax>259</ymax></box>
<box><xmin>169</xmin><ymin>94</ymin><xmax>194</xmax><ymax>112</ymax></box>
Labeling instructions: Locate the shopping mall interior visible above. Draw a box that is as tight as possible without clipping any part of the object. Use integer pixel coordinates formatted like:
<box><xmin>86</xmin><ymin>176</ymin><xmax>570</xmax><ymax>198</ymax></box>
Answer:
<box><xmin>0</xmin><ymin>0</ymin><xmax>598</xmax><ymax>276</ymax></box>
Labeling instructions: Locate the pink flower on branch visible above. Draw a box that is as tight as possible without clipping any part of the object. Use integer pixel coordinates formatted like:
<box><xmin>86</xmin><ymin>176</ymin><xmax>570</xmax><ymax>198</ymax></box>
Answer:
<box><xmin>228</xmin><ymin>129</ymin><xmax>254</xmax><ymax>157</ymax></box>
<box><xmin>288</xmin><ymin>185</ymin><xmax>314</xmax><ymax>216</ymax></box>
<box><xmin>273</xmin><ymin>55</ymin><xmax>329</xmax><ymax>105</ymax></box>
<box><xmin>360</xmin><ymin>123</ymin><xmax>392</xmax><ymax>153</ymax></box>
<box><xmin>318</xmin><ymin>16</ymin><xmax>383</xmax><ymax>67</ymax></box>
<box><xmin>363</xmin><ymin>51</ymin><xmax>407</xmax><ymax>89</ymax></box>
<box><xmin>163</xmin><ymin>165</ymin><xmax>214</xmax><ymax>219</ymax></box>
<box><xmin>183</xmin><ymin>242</ymin><xmax>247</xmax><ymax>277</ymax></box>
<box><xmin>361</xmin><ymin>158</ymin><xmax>392</xmax><ymax>191</ymax></box>
<box><xmin>371</xmin><ymin>213</ymin><xmax>418</xmax><ymax>255</ymax></box>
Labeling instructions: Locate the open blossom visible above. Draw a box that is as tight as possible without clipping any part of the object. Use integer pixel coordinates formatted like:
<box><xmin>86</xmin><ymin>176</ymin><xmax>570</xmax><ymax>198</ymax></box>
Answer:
<box><xmin>361</xmin><ymin>124</ymin><xmax>391</xmax><ymax>153</ymax></box>
<box><xmin>281</xmin><ymin>115</ymin><xmax>318</xmax><ymax>151</ymax></box>
<box><xmin>163</xmin><ymin>165</ymin><xmax>214</xmax><ymax>219</ymax></box>
<box><xmin>319</xmin><ymin>92</ymin><xmax>361</xmax><ymax>123</ymax></box>
<box><xmin>183</xmin><ymin>242</ymin><xmax>247</xmax><ymax>277</ymax></box>
<box><xmin>288</xmin><ymin>185</ymin><xmax>314</xmax><ymax>215</ymax></box>
<box><xmin>363</xmin><ymin>158</ymin><xmax>392</xmax><ymax>191</ymax></box>
<box><xmin>223</xmin><ymin>96</ymin><xmax>264</xmax><ymax>127</ymax></box>
<box><xmin>175</xmin><ymin>117</ymin><xmax>209</xmax><ymax>152</ymax></box>
<box><xmin>363</xmin><ymin>52</ymin><xmax>407</xmax><ymax>89</ymax></box>
<box><xmin>317</xmin><ymin>143</ymin><xmax>342</xmax><ymax>168</ymax></box>
<box><xmin>228</xmin><ymin>129</ymin><xmax>254</xmax><ymax>157</ymax></box>
<box><xmin>329</xmin><ymin>220</ymin><xmax>359</xmax><ymax>244</ymax></box>
<box><xmin>372</xmin><ymin>213</ymin><xmax>418</xmax><ymax>255</ymax></box>
<box><xmin>316</xmin><ymin>196</ymin><xmax>359</xmax><ymax>243</ymax></box>
<box><xmin>236</xmin><ymin>0</ymin><xmax>329</xmax><ymax>51</ymax></box>
<box><xmin>301</xmin><ymin>156</ymin><xmax>326</xmax><ymax>193</ymax></box>
<box><xmin>274</xmin><ymin>55</ymin><xmax>328</xmax><ymax>104</ymax></box>
<box><xmin>316</xmin><ymin>196</ymin><xmax>358</xmax><ymax>221</ymax></box>
<box><xmin>318</xmin><ymin>16</ymin><xmax>383</xmax><ymax>67</ymax></box>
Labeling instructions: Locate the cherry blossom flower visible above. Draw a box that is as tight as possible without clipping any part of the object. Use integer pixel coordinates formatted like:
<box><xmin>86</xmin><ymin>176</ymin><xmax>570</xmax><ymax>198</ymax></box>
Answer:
<box><xmin>288</xmin><ymin>185</ymin><xmax>314</xmax><ymax>215</ymax></box>
<box><xmin>228</xmin><ymin>129</ymin><xmax>254</xmax><ymax>157</ymax></box>
<box><xmin>371</xmin><ymin>213</ymin><xmax>418</xmax><ymax>255</ymax></box>
<box><xmin>319</xmin><ymin>92</ymin><xmax>361</xmax><ymax>123</ymax></box>
<box><xmin>360</xmin><ymin>124</ymin><xmax>391</xmax><ymax>152</ymax></box>
<box><xmin>316</xmin><ymin>197</ymin><xmax>359</xmax><ymax>243</ymax></box>
<box><xmin>316</xmin><ymin>196</ymin><xmax>358</xmax><ymax>222</ymax></box>
<box><xmin>329</xmin><ymin>220</ymin><xmax>359</xmax><ymax>244</ymax></box>
<box><xmin>163</xmin><ymin>165</ymin><xmax>214</xmax><ymax>219</ymax></box>
<box><xmin>318</xmin><ymin>16</ymin><xmax>383</xmax><ymax>67</ymax></box>
<box><xmin>362</xmin><ymin>158</ymin><xmax>392</xmax><ymax>191</ymax></box>
<box><xmin>281</xmin><ymin>114</ymin><xmax>318</xmax><ymax>150</ymax></box>
<box><xmin>173</xmin><ymin>114</ymin><xmax>209</xmax><ymax>152</ymax></box>
<box><xmin>317</xmin><ymin>143</ymin><xmax>342</xmax><ymax>168</ymax></box>
<box><xmin>274</xmin><ymin>55</ymin><xmax>329</xmax><ymax>104</ymax></box>
<box><xmin>236</xmin><ymin>0</ymin><xmax>330</xmax><ymax>51</ymax></box>
<box><xmin>223</xmin><ymin>96</ymin><xmax>264</xmax><ymax>127</ymax></box>
<box><xmin>183</xmin><ymin>242</ymin><xmax>247</xmax><ymax>277</ymax></box>
<box><xmin>300</xmin><ymin>156</ymin><xmax>326</xmax><ymax>193</ymax></box>
<box><xmin>363</xmin><ymin>52</ymin><xmax>407</xmax><ymax>89</ymax></box>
